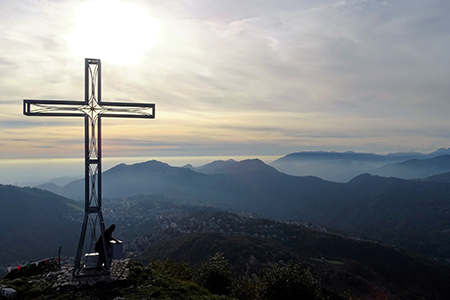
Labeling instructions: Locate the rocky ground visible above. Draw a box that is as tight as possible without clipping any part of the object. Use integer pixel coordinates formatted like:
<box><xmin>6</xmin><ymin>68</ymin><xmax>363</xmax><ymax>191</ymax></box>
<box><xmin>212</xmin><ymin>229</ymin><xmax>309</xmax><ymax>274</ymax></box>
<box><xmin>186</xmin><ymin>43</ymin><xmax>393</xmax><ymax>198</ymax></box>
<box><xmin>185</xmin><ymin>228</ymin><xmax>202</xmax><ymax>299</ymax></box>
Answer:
<box><xmin>0</xmin><ymin>258</ymin><xmax>231</xmax><ymax>300</ymax></box>
<box><xmin>49</xmin><ymin>258</ymin><xmax>130</xmax><ymax>288</ymax></box>
<box><xmin>0</xmin><ymin>259</ymin><xmax>131</xmax><ymax>300</ymax></box>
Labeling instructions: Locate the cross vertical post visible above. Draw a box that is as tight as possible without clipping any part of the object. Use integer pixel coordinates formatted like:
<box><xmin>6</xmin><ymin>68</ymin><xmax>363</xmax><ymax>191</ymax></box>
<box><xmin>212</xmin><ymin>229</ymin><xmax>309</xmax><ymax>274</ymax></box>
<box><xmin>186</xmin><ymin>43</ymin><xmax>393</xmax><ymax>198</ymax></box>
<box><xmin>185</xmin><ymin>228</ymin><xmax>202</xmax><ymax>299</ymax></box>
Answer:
<box><xmin>23</xmin><ymin>58</ymin><xmax>155</xmax><ymax>278</ymax></box>
<box><xmin>75</xmin><ymin>59</ymin><xmax>108</xmax><ymax>277</ymax></box>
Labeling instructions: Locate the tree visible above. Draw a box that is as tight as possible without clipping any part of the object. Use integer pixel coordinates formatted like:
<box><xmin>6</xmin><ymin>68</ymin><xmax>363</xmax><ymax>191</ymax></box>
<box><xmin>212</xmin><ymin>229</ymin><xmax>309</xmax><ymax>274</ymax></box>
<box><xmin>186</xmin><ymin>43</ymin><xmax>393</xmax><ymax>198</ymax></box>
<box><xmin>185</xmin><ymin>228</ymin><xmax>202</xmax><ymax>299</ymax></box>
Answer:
<box><xmin>195</xmin><ymin>252</ymin><xmax>232</xmax><ymax>295</ymax></box>
<box><xmin>261</xmin><ymin>261</ymin><xmax>326</xmax><ymax>300</ymax></box>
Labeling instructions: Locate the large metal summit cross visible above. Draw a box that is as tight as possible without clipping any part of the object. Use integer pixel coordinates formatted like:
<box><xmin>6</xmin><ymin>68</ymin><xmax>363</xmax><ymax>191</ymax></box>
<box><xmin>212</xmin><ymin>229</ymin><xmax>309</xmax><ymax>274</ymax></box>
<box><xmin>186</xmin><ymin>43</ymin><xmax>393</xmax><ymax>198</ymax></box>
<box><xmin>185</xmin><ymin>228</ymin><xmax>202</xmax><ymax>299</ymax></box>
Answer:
<box><xmin>23</xmin><ymin>58</ymin><xmax>155</xmax><ymax>277</ymax></box>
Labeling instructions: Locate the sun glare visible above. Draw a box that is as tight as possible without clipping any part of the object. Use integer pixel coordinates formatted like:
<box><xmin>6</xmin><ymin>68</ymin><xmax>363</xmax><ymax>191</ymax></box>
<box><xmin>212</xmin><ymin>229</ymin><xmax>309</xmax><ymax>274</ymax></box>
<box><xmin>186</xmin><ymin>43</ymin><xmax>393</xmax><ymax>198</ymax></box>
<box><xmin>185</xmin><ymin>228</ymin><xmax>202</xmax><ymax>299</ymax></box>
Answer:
<box><xmin>68</xmin><ymin>0</ymin><xmax>160</xmax><ymax>65</ymax></box>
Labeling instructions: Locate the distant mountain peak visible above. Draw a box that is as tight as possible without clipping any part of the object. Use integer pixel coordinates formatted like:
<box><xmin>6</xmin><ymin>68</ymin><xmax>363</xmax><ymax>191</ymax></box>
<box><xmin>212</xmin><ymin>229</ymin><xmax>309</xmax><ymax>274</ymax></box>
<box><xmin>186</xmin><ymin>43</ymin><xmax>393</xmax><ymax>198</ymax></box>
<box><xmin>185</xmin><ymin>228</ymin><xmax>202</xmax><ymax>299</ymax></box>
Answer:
<box><xmin>429</xmin><ymin>148</ymin><xmax>450</xmax><ymax>156</ymax></box>
<box><xmin>196</xmin><ymin>158</ymin><xmax>278</xmax><ymax>175</ymax></box>
<box><xmin>136</xmin><ymin>160</ymin><xmax>170</xmax><ymax>166</ymax></box>
<box><xmin>110</xmin><ymin>160</ymin><xmax>169</xmax><ymax>169</ymax></box>
<box><xmin>182</xmin><ymin>164</ymin><xmax>195</xmax><ymax>170</ymax></box>
<box><xmin>347</xmin><ymin>173</ymin><xmax>377</xmax><ymax>184</ymax></box>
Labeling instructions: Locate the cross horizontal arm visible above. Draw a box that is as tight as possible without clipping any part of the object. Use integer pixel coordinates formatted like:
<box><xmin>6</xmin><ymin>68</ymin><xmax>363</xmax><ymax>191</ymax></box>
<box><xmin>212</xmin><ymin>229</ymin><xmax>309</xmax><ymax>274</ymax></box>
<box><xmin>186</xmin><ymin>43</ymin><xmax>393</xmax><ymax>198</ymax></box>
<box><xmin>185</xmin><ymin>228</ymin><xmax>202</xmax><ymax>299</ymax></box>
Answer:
<box><xmin>24</xmin><ymin>99</ymin><xmax>155</xmax><ymax>119</ymax></box>
<box><xmin>100</xmin><ymin>102</ymin><xmax>155</xmax><ymax>119</ymax></box>
<box><xmin>24</xmin><ymin>99</ymin><xmax>86</xmax><ymax>117</ymax></box>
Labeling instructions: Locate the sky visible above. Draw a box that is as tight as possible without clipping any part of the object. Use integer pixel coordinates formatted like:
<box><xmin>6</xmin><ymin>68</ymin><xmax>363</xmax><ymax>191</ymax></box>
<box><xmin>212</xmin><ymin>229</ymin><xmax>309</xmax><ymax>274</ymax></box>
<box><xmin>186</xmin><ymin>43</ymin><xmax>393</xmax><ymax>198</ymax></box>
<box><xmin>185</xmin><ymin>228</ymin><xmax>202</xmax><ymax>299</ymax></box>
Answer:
<box><xmin>1</xmin><ymin>0</ymin><xmax>450</xmax><ymax>184</ymax></box>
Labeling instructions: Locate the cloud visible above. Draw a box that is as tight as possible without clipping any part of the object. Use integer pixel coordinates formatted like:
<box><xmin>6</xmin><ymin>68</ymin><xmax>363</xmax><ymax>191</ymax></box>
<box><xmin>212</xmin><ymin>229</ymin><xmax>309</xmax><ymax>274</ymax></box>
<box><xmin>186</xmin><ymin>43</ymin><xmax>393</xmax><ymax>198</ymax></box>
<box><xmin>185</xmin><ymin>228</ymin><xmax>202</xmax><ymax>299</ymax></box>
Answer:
<box><xmin>1</xmin><ymin>0</ymin><xmax>450</xmax><ymax>163</ymax></box>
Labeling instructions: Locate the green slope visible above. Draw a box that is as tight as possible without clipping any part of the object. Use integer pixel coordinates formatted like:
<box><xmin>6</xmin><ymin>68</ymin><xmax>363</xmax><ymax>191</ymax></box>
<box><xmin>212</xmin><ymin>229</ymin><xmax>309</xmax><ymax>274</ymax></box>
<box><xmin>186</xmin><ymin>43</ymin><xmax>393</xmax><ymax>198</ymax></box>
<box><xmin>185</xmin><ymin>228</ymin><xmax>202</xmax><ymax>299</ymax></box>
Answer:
<box><xmin>0</xmin><ymin>184</ymin><xmax>83</xmax><ymax>264</ymax></box>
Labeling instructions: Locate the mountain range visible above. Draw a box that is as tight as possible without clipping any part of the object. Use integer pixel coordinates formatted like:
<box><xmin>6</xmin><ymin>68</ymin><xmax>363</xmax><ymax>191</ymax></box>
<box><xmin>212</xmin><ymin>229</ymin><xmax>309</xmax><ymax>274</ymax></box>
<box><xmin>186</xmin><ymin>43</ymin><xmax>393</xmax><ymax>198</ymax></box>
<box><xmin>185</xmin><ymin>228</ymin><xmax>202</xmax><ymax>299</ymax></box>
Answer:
<box><xmin>4</xmin><ymin>149</ymin><xmax>450</xmax><ymax>298</ymax></box>
<box><xmin>271</xmin><ymin>148</ymin><xmax>450</xmax><ymax>182</ymax></box>
<box><xmin>33</xmin><ymin>156</ymin><xmax>450</xmax><ymax>260</ymax></box>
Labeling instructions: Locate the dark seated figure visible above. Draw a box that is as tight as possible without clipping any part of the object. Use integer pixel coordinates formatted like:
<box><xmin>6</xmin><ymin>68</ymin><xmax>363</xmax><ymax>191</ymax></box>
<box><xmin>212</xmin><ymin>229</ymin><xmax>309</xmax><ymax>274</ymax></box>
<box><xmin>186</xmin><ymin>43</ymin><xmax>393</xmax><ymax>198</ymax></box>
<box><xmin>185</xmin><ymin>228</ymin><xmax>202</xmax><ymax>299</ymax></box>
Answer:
<box><xmin>95</xmin><ymin>224</ymin><xmax>120</xmax><ymax>267</ymax></box>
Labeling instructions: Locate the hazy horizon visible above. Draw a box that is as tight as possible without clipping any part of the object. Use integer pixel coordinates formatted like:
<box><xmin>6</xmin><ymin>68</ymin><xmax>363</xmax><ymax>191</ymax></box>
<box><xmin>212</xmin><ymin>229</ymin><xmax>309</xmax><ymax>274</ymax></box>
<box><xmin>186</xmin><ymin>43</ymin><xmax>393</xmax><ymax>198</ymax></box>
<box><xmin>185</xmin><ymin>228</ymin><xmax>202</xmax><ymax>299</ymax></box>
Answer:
<box><xmin>0</xmin><ymin>154</ymin><xmax>283</xmax><ymax>186</ymax></box>
<box><xmin>2</xmin><ymin>145</ymin><xmax>449</xmax><ymax>186</ymax></box>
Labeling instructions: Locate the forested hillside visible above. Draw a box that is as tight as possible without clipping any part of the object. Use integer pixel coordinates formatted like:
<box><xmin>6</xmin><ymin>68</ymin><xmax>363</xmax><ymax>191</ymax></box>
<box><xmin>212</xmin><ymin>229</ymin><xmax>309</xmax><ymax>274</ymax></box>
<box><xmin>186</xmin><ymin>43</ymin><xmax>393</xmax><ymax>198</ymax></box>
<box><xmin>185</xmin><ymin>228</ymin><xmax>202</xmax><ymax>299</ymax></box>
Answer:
<box><xmin>2</xmin><ymin>188</ymin><xmax>450</xmax><ymax>299</ymax></box>
<box><xmin>0</xmin><ymin>184</ymin><xmax>82</xmax><ymax>264</ymax></box>
<box><xmin>114</xmin><ymin>197</ymin><xmax>450</xmax><ymax>299</ymax></box>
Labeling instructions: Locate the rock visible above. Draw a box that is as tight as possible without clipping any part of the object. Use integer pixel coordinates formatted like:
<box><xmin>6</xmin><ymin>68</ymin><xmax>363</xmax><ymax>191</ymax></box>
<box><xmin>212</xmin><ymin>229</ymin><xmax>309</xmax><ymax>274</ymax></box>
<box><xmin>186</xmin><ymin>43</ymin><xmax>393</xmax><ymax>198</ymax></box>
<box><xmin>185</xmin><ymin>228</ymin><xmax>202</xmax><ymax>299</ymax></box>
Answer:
<box><xmin>0</xmin><ymin>286</ymin><xmax>17</xmax><ymax>299</ymax></box>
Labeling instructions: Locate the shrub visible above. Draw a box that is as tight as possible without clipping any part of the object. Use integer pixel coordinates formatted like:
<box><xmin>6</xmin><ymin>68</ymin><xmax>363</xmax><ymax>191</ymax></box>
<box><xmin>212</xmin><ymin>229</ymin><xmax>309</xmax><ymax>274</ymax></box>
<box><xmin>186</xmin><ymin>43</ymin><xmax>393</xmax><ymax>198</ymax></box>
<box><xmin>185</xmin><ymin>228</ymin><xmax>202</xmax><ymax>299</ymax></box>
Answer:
<box><xmin>231</xmin><ymin>276</ymin><xmax>264</xmax><ymax>300</ymax></box>
<box><xmin>195</xmin><ymin>252</ymin><xmax>232</xmax><ymax>295</ymax></box>
<box><xmin>261</xmin><ymin>261</ymin><xmax>326</xmax><ymax>300</ymax></box>
<box><xmin>149</xmin><ymin>259</ymin><xmax>193</xmax><ymax>281</ymax></box>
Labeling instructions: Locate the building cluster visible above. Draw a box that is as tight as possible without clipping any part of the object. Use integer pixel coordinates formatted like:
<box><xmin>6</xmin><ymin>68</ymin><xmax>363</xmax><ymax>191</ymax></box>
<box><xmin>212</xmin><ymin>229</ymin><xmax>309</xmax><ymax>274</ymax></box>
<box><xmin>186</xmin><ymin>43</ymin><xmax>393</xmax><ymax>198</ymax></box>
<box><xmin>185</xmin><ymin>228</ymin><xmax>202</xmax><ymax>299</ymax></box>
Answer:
<box><xmin>101</xmin><ymin>199</ymin><xmax>330</xmax><ymax>259</ymax></box>
<box><xmin>43</xmin><ymin>198</ymin><xmax>331</xmax><ymax>264</ymax></box>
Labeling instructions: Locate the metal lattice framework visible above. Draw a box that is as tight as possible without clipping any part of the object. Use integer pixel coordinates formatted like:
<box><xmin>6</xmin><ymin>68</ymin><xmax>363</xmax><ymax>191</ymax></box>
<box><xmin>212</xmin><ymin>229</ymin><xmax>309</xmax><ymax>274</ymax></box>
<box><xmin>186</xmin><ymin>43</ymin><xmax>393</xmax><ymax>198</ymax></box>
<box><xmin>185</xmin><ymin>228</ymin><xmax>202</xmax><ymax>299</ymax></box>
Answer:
<box><xmin>23</xmin><ymin>58</ymin><xmax>155</xmax><ymax>277</ymax></box>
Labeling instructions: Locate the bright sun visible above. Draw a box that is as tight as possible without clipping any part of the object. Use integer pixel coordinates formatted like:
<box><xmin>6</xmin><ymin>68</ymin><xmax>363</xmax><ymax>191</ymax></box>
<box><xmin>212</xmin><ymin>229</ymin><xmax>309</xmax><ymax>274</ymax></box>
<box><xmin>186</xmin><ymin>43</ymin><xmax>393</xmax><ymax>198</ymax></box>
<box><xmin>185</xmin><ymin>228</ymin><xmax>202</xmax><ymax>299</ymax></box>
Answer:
<box><xmin>68</xmin><ymin>0</ymin><xmax>160</xmax><ymax>65</ymax></box>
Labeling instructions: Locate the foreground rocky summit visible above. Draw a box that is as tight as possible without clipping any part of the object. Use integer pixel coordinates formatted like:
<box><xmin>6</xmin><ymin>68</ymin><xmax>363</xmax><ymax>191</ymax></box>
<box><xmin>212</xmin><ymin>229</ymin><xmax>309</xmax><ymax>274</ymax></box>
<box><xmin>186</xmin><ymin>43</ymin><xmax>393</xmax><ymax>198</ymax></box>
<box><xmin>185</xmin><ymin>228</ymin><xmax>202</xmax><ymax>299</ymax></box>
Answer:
<box><xmin>0</xmin><ymin>259</ymin><xmax>233</xmax><ymax>300</ymax></box>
